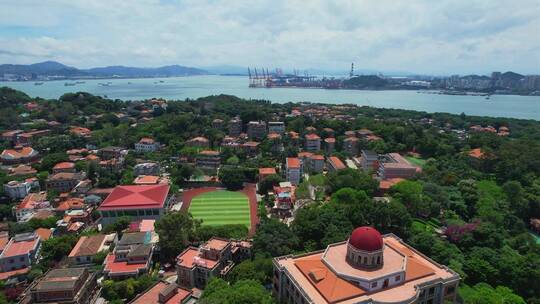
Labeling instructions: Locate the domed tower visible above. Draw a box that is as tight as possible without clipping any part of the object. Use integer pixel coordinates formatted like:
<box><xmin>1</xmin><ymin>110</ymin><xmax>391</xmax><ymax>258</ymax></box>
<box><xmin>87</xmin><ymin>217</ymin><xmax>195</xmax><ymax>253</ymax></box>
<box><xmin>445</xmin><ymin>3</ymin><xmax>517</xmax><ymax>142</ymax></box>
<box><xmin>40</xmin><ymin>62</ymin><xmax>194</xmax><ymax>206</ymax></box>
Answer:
<box><xmin>346</xmin><ymin>226</ymin><xmax>384</xmax><ymax>269</ymax></box>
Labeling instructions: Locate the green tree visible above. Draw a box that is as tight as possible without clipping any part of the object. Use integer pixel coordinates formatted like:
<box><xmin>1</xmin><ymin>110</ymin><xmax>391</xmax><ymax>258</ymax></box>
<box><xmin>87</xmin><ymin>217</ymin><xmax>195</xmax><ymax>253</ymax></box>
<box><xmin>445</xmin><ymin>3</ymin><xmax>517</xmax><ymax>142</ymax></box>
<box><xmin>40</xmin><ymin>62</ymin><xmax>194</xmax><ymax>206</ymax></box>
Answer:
<box><xmin>253</xmin><ymin>218</ymin><xmax>299</xmax><ymax>257</ymax></box>
<box><xmin>219</xmin><ymin>167</ymin><xmax>245</xmax><ymax>191</ymax></box>
<box><xmin>200</xmin><ymin>278</ymin><xmax>273</xmax><ymax>304</ymax></box>
<box><xmin>155</xmin><ymin>212</ymin><xmax>200</xmax><ymax>261</ymax></box>
<box><xmin>257</xmin><ymin>174</ymin><xmax>284</xmax><ymax>195</ymax></box>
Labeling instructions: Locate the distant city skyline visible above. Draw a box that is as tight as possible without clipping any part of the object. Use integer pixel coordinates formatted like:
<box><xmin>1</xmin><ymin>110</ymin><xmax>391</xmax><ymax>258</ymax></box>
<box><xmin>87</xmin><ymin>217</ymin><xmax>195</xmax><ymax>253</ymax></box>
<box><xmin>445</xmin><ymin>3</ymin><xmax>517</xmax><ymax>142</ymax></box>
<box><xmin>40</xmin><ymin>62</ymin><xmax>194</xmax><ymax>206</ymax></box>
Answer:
<box><xmin>0</xmin><ymin>0</ymin><xmax>539</xmax><ymax>75</ymax></box>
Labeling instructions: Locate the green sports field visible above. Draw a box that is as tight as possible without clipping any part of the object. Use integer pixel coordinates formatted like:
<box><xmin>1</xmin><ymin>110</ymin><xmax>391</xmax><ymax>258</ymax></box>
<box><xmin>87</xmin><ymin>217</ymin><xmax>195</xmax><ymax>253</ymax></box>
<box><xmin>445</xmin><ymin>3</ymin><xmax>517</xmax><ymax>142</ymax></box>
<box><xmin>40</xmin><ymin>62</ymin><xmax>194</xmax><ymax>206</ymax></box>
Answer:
<box><xmin>188</xmin><ymin>190</ymin><xmax>251</xmax><ymax>227</ymax></box>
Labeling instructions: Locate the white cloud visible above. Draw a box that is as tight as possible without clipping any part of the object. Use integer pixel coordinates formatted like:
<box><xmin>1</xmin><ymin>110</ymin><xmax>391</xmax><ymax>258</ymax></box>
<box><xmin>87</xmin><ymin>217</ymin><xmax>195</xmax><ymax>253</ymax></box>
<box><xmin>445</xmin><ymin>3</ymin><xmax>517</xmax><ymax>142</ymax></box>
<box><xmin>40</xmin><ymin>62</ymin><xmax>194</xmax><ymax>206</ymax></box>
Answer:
<box><xmin>0</xmin><ymin>0</ymin><xmax>539</xmax><ymax>74</ymax></box>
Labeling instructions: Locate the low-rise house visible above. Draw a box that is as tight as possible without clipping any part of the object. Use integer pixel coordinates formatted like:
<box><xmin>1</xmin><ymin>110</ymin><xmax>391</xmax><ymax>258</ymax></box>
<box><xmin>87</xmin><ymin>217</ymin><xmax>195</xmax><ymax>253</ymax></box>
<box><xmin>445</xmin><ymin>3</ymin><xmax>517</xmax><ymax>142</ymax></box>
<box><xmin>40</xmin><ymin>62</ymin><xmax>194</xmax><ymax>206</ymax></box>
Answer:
<box><xmin>72</xmin><ymin>179</ymin><xmax>92</xmax><ymax>195</ymax></box>
<box><xmin>327</xmin><ymin>156</ymin><xmax>346</xmax><ymax>172</ymax></box>
<box><xmin>267</xmin><ymin>132</ymin><xmax>283</xmax><ymax>152</ymax></box>
<box><xmin>259</xmin><ymin>167</ymin><xmax>277</xmax><ymax>181</ymax></box>
<box><xmin>68</xmin><ymin>233</ymin><xmax>117</xmax><ymax>266</ymax></box>
<box><xmin>1</xmin><ymin>146</ymin><xmax>39</xmax><ymax>165</ymax></box>
<box><xmin>196</xmin><ymin>150</ymin><xmax>221</xmax><ymax>172</ymax></box>
<box><xmin>46</xmin><ymin>172</ymin><xmax>85</xmax><ymax>193</ymax></box>
<box><xmin>16</xmin><ymin>129</ymin><xmax>50</xmax><ymax>146</ymax></box>
<box><xmin>0</xmin><ymin>232</ymin><xmax>41</xmax><ymax>273</ymax></box>
<box><xmin>8</xmin><ymin>164</ymin><xmax>37</xmax><ymax>177</ymax></box>
<box><xmin>52</xmin><ymin>162</ymin><xmax>76</xmax><ymax>174</ymax></box>
<box><xmin>133</xmin><ymin>175</ymin><xmax>167</xmax><ymax>185</ymax></box>
<box><xmin>134</xmin><ymin>162</ymin><xmax>160</xmax><ymax>176</ymax></box>
<box><xmin>308</xmin><ymin>154</ymin><xmax>325</xmax><ymax>173</ymax></box>
<box><xmin>247</xmin><ymin>121</ymin><xmax>267</xmax><ymax>140</ymax></box>
<box><xmin>186</xmin><ymin>137</ymin><xmax>210</xmax><ymax>148</ymax></box>
<box><xmin>286</xmin><ymin>157</ymin><xmax>301</xmax><ymax>185</ymax></box>
<box><xmin>176</xmin><ymin>237</ymin><xmax>252</xmax><ymax>289</ymax></box>
<box><xmin>103</xmin><ymin>232</ymin><xmax>154</xmax><ymax>279</ymax></box>
<box><xmin>135</xmin><ymin>137</ymin><xmax>159</xmax><ymax>153</ymax></box>
<box><xmin>70</xmin><ymin>126</ymin><xmax>92</xmax><ymax>137</ymax></box>
<box><xmin>272</xmin><ymin>184</ymin><xmax>296</xmax><ymax>218</ymax></box>
<box><xmin>24</xmin><ymin>267</ymin><xmax>97</xmax><ymax>304</ymax></box>
<box><xmin>228</xmin><ymin>117</ymin><xmax>242</xmax><ymax>137</ymax></box>
<box><xmin>99</xmin><ymin>158</ymin><xmax>124</xmax><ymax>173</ymax></box>
<box><xmin>324</xmin><ymin>137</ymin><xmax>336</xmax><ymax>154</ymax></box>
<box><xmin>14</xmin><ymin>192</ymin><xmax>50</xmax><ymax>223</ymax></box>
<box><xmin>98</xmin><ymin>146</ymin><xmax>125</xmax><ymax>160</ymax></box>
<box><xmin>3</xmin><ymin>178</ymin><xmax>38</xmax><ymax>200</ymax></box>
<box><xmin>378</xmin><ymin>153</ymin><xmax>419</xmax><ymax>179</ymax></box>
<box><xmin>1</xmin><ymin>130</ymin><xmax>23</xmax><ymax>144</ymax></box>
<box><xmin>304</xmin><ymin>133</ymin><xmax>321</xmax><ymax>152</ymax></box>
<box><xmin>34</xmin><ymin>228</ymin><xmax>52</xmax><ymax>242</ymax></box>
<box><xmin>242</xmin><ymin>141</ymin><xmax>259</xmax><ymax>156</ymax></box>
<box><xmin>343</xmin><ymin>136</ymin><xmax>359</xmax><ymax>156</ymax></box>
<box><xmin>360</xmin><ymin>150</ymin><xmax>379</xmax><ymax>171</ymax></box>
<box><xmin>98</xmin><ymin>184</ymin><xmax>171</xmax><ymax>225</ymax></box>
<box><xmin>268</xmin><ymin>121</ymin><xmax>285</xmax><ymax>134</ymax></box>
<box><xmin>129</xmin><ymin>281</ymin><xmax>194</xmax><ymax>304</ymax></box>
<box><xmin>212</xmin><ymin>118</ymin><xmax>224</xmax><ymax>129</ymax></box>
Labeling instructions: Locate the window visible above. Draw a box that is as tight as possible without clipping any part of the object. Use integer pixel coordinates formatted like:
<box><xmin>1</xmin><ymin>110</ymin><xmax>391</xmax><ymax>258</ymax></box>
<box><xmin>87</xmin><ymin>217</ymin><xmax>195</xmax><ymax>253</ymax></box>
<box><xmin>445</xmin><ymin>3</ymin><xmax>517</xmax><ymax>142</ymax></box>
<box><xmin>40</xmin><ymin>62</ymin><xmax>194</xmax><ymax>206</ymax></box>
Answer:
<box><xmin>446</xmin><ymin>285</ymin><xmax>455</xmax><ymax>295</ymax></box>
<box><xmin>429</xmin><ymin>287</ymin><xmax>435</xmax><ymax>295</ymax></box>
<box><xmin>371</xmin><ymin>281</ymin><xmax>378</xmax><ymax>288</ymax></box>
<box><xmin>377</xmin><ymin>256</ymin><xmax>381</xmax><ymax>264</ymax></box>
<box><xmin>19</xmin><ymin>257</ymin><xmax>24</xmax><ymax>262</ymax></box>
<box><xmin>395</xmin><ymin>275</ymin><xmax>400</xmax><ymax>281</ymax></box>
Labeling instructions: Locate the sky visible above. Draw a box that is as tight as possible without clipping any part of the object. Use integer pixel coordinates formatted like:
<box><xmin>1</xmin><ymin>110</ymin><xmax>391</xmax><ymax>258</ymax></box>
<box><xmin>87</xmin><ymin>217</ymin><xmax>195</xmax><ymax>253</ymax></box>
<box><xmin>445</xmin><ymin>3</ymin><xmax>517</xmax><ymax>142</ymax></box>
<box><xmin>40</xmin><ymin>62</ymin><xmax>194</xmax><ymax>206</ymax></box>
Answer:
<box><xmin>0</xmin><ymin>0</ymin><xmax>539</xmax><ymax>75</ymax></box>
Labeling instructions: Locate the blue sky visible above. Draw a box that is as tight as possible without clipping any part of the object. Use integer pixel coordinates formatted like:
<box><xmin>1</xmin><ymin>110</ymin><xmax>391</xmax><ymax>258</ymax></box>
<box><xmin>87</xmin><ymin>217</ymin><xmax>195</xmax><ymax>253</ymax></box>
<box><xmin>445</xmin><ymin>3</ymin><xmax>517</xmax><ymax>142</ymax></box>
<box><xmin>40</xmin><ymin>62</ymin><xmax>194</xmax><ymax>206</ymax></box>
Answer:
<box><xmin>0</xmin><ymin>0</ymin><xmax>539</xmax><ymax>75</ymax></box>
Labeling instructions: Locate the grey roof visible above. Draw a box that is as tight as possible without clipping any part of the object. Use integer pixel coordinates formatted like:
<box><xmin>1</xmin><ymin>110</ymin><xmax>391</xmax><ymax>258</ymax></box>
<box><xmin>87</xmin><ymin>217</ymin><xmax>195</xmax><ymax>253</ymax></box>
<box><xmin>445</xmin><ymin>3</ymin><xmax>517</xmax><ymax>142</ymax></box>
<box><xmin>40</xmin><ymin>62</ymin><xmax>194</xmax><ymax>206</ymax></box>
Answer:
<box><xmin>127</xmin><ymin>244</ymin><xmax>152</xmax><ymax>258</ymax></box>
<box><xmin>119</xmin><ymin>232</ymin><xmax>148</xmax><ymax>246</ymax></box>
<box><xmin>35</xmin><ymin>268</ymin><xmax>86</xmax><ymax>291</ymax></box>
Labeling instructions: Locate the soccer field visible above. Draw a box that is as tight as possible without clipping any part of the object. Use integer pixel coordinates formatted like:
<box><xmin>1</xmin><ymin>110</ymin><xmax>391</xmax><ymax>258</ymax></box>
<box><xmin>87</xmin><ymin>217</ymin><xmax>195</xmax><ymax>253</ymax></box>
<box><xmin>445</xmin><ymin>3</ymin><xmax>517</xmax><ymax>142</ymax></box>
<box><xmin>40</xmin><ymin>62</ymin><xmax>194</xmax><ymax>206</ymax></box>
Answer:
<box><xmin>188</xmin><ymin>190</ymin><xmax>251</xmax><ymax>227</ymax></box>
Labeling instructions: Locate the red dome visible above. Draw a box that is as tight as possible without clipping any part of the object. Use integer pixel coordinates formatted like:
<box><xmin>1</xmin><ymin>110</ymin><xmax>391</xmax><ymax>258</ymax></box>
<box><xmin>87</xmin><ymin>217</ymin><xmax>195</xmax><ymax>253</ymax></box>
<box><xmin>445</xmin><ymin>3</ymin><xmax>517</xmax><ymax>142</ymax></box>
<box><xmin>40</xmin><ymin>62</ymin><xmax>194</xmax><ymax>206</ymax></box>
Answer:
<box><xmin>348</xmin><ymin>226</ymin><xmax>383</xmax><ymax>252</ymax></box>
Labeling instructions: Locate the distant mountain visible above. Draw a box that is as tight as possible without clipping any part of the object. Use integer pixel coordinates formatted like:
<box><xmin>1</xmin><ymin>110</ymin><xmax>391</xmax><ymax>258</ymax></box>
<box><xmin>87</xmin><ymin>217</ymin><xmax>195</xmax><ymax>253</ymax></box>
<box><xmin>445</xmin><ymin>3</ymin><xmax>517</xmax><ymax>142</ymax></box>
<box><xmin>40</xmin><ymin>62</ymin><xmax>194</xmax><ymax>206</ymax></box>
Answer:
<box><xmin>500</xmin><ymin>71</ymin><xmax>524</xmax><ymax>81</ymax></box>
<box><xmin>0</xmin><ymin>61</ymin><xmax>208</xmax><ymax>79</ymax></box>
<box><xmin>0</xmin><ymin>61</ymin><xmax>85</xmax><ymax>77</ymax></box>
<box><xmin>204</xmin><ymin>65</ymin><xmax>248</xmax><ymax>75</ymax></box>
<box><xmin>84</xmin><ymin>65</ymin><xmax>207</xmax><ymax>77</ymax></box>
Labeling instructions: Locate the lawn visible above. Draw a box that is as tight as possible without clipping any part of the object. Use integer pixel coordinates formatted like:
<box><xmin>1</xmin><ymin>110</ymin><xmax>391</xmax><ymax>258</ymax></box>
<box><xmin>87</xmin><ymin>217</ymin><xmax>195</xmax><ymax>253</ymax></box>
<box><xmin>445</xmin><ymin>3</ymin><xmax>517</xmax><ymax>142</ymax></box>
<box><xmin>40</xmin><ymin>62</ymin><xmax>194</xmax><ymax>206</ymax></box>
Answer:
<box><xmin>188</xmin><ymin>190</ymin><xmax>251</xmax><ymax>227</ymax></box>
<box><xmin>405</xmin><ymin>156</ymin><xmax>427</xmax><ymax>167</ymax></box>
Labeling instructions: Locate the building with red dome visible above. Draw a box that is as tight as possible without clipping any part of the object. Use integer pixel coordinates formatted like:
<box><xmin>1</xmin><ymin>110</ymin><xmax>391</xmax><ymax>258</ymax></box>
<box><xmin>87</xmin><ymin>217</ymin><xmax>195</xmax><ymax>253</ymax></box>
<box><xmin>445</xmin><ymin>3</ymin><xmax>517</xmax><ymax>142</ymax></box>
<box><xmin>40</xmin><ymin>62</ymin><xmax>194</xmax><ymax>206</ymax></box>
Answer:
<box><xmin>273</xmin><ymin>227</ymin><xmax>460</xmax><ymax>304</ymax></box>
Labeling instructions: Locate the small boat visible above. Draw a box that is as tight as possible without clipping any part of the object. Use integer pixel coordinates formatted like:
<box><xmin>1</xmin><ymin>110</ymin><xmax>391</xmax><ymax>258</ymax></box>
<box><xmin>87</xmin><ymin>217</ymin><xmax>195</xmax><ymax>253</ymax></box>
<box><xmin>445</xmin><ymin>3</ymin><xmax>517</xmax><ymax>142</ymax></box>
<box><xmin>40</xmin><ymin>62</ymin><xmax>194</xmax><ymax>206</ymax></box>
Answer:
<box><xmin>75</xmin><ymin>81</ymin><xmax>85</xmax><ymax>84</ymax></box>
<box><xmin>64</xmin><ymin>82</ymin><xmax>76</xmax><ymax>86</ymax></box>
<box><xmin>159</xmin><ymin>80</ymin><xmax>164</xmax><ymax>83</ymax></box>
<box><xmin>34</xmin><ymin>82</ymin><xmax>44</xmax><ymax>85</ymax></box>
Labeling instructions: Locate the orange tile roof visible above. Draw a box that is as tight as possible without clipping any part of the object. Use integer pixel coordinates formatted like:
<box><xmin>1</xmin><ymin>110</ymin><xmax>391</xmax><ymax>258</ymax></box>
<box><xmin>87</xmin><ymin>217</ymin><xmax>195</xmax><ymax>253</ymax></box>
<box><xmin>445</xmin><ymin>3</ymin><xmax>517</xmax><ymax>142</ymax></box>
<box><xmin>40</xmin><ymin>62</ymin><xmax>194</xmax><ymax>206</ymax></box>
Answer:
<box><xmin>305</xmin><ymin>133</ymin><xmax>321</xmax><ymax>140</ymax></box>
<box><xmin>468</xmin><ymin>148</ymin><xmax>484</xmax><ymax>159</ymax></box>
<box><xmin>131</xmin><ymin>281</ymin><xmax>191</xmax><ymax>304</ymax></box>
<box><xmin>310</xmin><ymin>154</ymin><xmax>325</xmax><ymax>161</ymax></box>
<box><xmin>56</xmin><ymin>198</ymin><xmax>85</xmax><ymax>211</ymax></box>
<box><xmin>259</xmin><ymin>168</ymin><xmax>277</xmax><ymax>176</ymax></box>
<box><xmin>287</xmin><ymin>157</ymin><xmax>301</xmax><ymax>169</ymax></box>
<box><xmin>53</xmin><ymin>162</ymin><xmax>75</xmax><ymax>170</ymax></box>
<box><xmin>34</xmin><ymin>228</ymin><xmax>52</xmax><ymax>241</ymax></box>
<box><xmin>1</xmin><ymin>147</ymin><xmax>38</xmax><ymax>159</ymax></box>
<box><xmin>379</xmin><ymin>178</ymin><xmax>405</xmax><ymax>190</ymax></box>
<box><xmin>134</xmin><ymin>175</ymin><xmax>160</xmax><ymax>184</ymax></box>
<box><xmin>295</xmin><ymin>254</ymin><xmax>367</xmax><ymax>302</ymax></box>
<box><xmin>177</xmin><ymin>248</ymin><xmax>218</xmax><ymax>269</ymax></box>
<box><xmin>328</xmin><ymin>156</ymin><xmax>346</xmax><ymax>170</ymax></box>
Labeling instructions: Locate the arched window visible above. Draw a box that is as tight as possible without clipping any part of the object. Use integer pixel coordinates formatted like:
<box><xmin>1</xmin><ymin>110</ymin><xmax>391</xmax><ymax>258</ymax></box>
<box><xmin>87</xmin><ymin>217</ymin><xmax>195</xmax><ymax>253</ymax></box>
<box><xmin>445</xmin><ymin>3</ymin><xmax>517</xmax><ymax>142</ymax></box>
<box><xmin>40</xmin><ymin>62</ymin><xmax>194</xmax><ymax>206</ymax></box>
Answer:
<box><xmin>377</xmin><ymin>256</ymin><xmax>381</xmax><ymax>264</ymax></box>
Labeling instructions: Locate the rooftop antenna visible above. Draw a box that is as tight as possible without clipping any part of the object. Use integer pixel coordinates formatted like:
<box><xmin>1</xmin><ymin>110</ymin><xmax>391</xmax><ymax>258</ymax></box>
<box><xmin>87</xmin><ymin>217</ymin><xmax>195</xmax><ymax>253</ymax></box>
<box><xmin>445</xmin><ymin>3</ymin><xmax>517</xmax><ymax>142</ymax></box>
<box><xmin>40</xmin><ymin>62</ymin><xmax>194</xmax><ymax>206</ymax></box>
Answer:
<box><xmin>349</xmin><ymin>63</ymin><xmax>354</xmax><ymax>78</ymax></box>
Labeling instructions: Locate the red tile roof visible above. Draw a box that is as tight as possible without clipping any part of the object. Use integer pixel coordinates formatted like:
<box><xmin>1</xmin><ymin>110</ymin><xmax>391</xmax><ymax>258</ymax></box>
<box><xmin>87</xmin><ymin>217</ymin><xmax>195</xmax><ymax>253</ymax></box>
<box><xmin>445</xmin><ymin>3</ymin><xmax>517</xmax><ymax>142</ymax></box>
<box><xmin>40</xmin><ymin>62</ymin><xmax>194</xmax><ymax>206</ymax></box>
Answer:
<box><xmin>98</xmin><ymin>184</ymin><xmax>169</xmax><ymax>211</ymax></box>
<box><xmin>1</xmin><ymin>147</ymin><xmax>38</xmax><ymax>159</ymax></box>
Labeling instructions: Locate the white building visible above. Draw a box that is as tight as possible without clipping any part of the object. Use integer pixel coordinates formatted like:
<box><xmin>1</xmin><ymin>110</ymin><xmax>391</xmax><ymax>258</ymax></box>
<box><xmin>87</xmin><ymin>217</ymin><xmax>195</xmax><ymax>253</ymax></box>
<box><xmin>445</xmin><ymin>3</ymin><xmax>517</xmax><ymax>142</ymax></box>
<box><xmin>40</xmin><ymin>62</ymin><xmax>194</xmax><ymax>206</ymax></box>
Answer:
<box><xmin>3</xmin><ymin>179</ymin><xmax>38</xmax><ymax>200</ymax></box>
<box><xmin>135</xmin><ymin>137</ymin><xmax>160</xmax><ymax>153</ymax></box>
